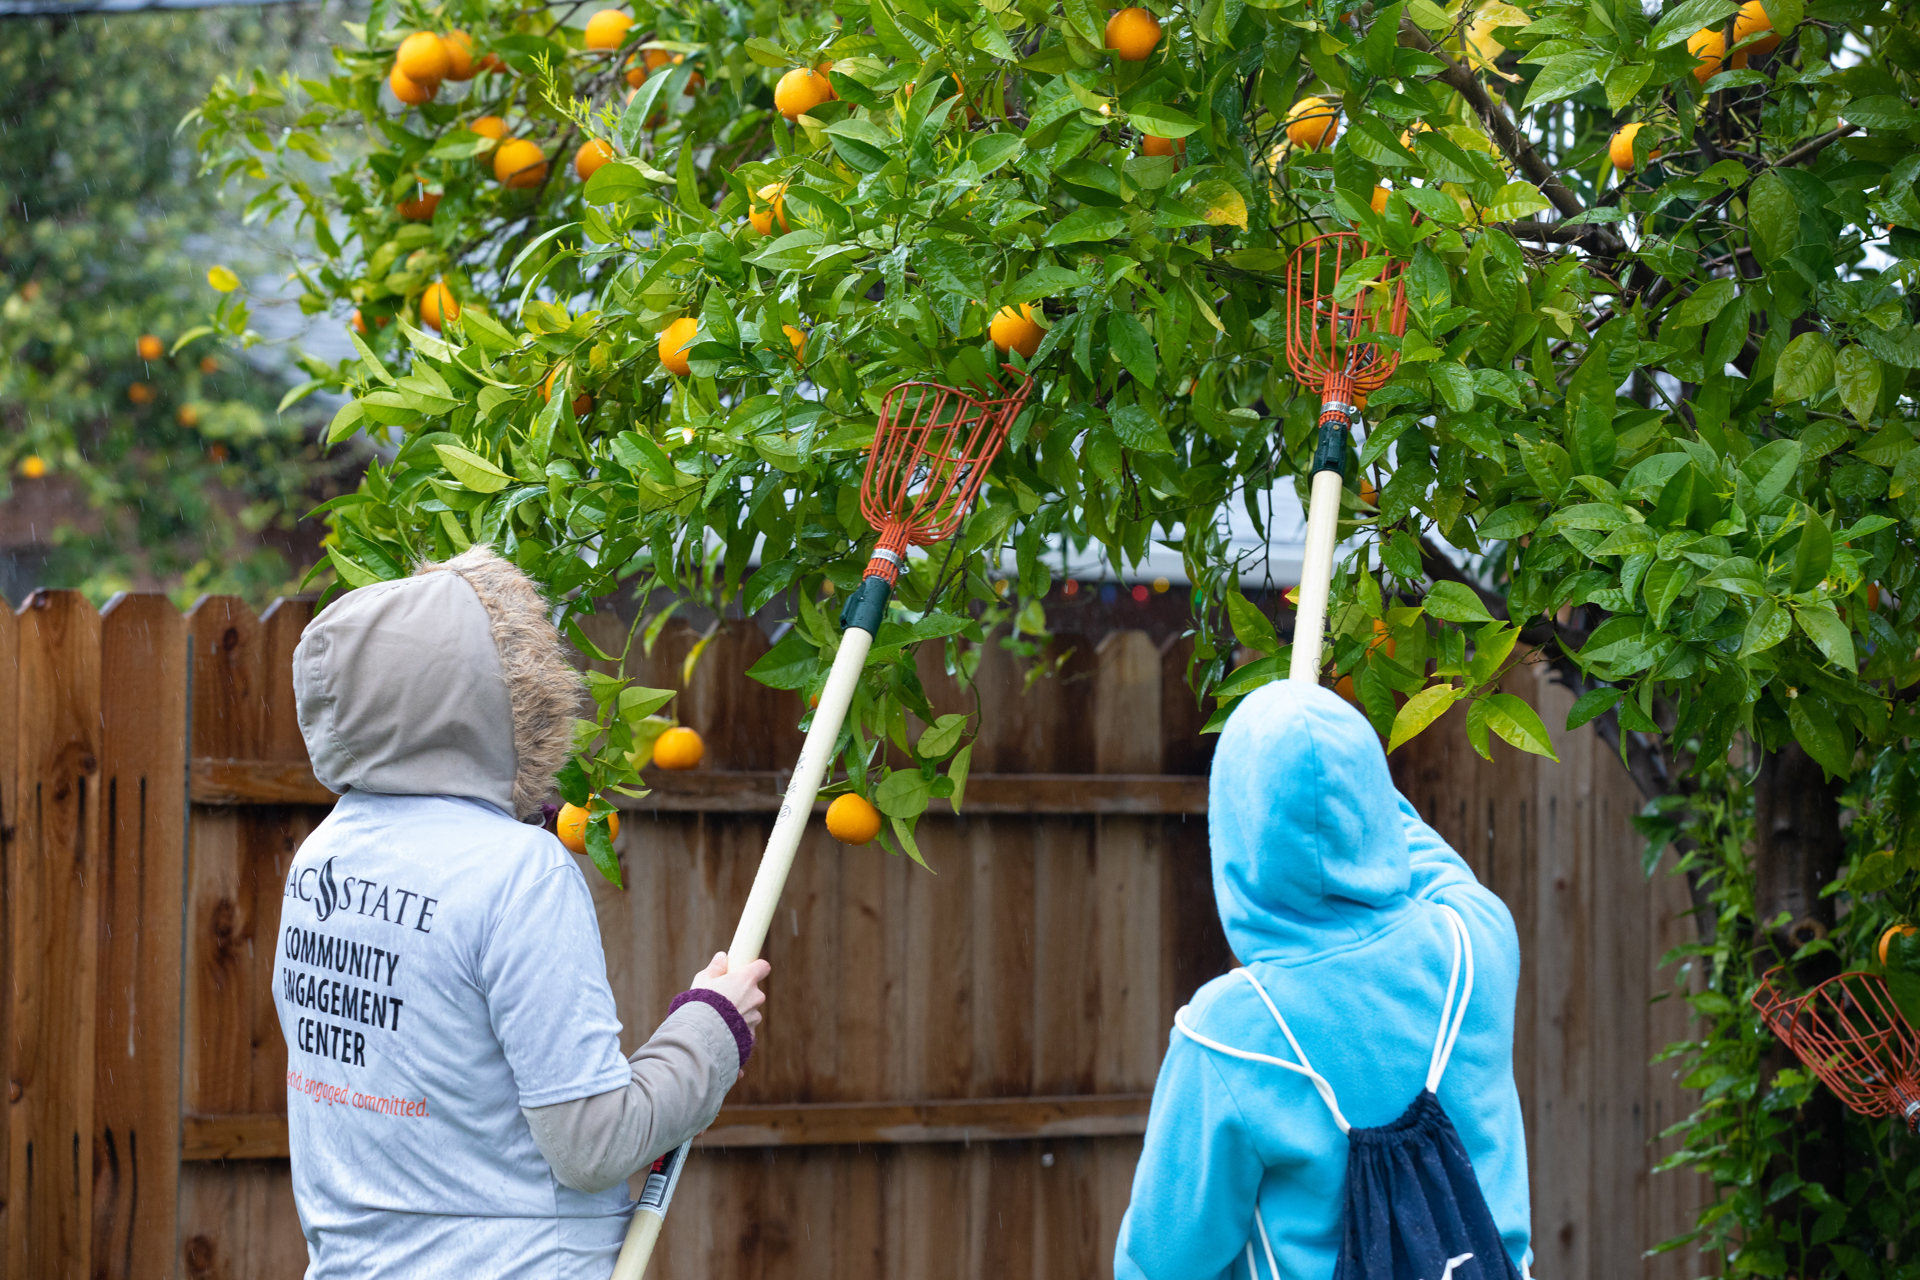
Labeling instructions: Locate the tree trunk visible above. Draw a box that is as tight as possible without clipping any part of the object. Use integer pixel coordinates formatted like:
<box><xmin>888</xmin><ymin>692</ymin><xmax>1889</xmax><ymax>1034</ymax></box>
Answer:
<box><xmin>1753</xmin><ymin>741</ymin><xmax>1848</xmax><ymax>1275</ymax></box>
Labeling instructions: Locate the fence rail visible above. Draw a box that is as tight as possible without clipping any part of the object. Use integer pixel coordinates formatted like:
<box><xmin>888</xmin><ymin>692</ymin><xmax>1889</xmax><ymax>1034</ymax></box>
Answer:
<box><xmin>0</xmin><ymin>590</ymin><xmax>1709</xmax><ymax>1280</ymax></box>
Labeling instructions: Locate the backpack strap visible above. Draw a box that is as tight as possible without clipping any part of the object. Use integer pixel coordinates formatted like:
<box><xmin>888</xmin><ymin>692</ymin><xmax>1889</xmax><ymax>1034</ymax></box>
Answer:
<box><xmin>1173</xmin><ymin>968</ymin><xmax>1352</xmax><ymax>1134</ymax></box>
<box><xmin>1424</xmin><ymin>904</ymin><xmax>1476</xmax><ymax>1093</ymax></box>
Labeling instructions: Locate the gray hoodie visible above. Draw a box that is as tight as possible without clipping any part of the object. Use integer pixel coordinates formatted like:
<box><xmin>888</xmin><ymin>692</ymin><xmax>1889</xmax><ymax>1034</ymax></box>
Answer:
<box><xmin>290</xmin><ymin>546</ymin><xmax>746</xmax><ymax>1202</ymax></box>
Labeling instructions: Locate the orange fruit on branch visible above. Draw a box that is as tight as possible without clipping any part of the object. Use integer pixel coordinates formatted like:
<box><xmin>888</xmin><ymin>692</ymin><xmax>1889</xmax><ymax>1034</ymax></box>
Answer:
<box><xmin>1142</xmin><ymin>134</ymin><xmax>1183</xmax><ymax>158</ymax></box>
<box><xmin>396</xmin><ymin>32</ymin><xmax>452</xmax><ymax>85</ymax></box>
<box><xmin>442</xmin><ymin>31</ymin><xmax>476</xmax><ymax>80</ymax></box>
<box><xmin>750</xmin><ymin>182</ymin><xmax>789</xmax><ymax>235</ymax></box>
<box><xmin>652</xmin><ymin>726</ymin><xmax>705</xmax><ymax>770</ymax></box>
<box><xmin>389</xmin><ymin>65</ymin><xmax>435</xmax><ymax>105</ymax></box>
<box><xmin>783</xmin><ymin>324</ymin><xmax>807</xmax><ymax>361</ymax></box>
<box><xmin>774</xmin><ymin>67</ymin><xmax>834</xmax><ymax>120</ymax></box>
<box><xmin>1688</xmin><ymin>26</ymin><xmax>1729</xmax><ymax>82</ymax></box>
<box><xmin>990</xmin><ymin>304</ymin><xmax>1045</xmax><ymax>357</ymax></box>
<box><xmin>1370</xmin><ymin>186</ymin><xmax>1390</xmax><ymax>213</ymax></box>
<box><xmin>1881</xmin><ymin>923</ymin><xmax>1918</xmax><ymax>965</ymax></box>
<box><xmin>659</xmin><ymin>316</ymin><xmax>699</xmax><ymax>375</ymax></box>
<box><xmin>826</xmin><ymin>793</ymin><xmax>883</xmax><ymax>845</ymax></box>
<box><xmin>583</xmin><ymin>9</ymin><xmax>633</xmax><ymax>50</ymax></box>
<box><xmin>493</xmin><ymin>138</ymin><xmax>548</xmax><ymax>188</ymax></box>
<box><xmin>418</xmin><ymin>280</ymin><xmax>459</xmax><ymax>330</ymax></box>
<box><xmin>1286</xmin><ymin>96</ymin><xmax>1339</xmax><ymax>150</ymax></box>
<box><xmin>540</xmin><ymin>363</ymin><xmax>594</xmax><ymax>416</ymax></box>
<box><xmin>398</xmin><ymin>184</ymin><xmax>440</xmax><ymax>220</ymax></box>
<box><xmin>470</xmin><ymin>115</ymin><xmax>509</xmax><ymax>148</ymax></box>
<box><xmin>18</xmin><ymin>456</ymin><xmax>48</xmax><ymax>479</ymax></box>
<box><xmin>575</xmin><ymin>138</ymin><xmax>614</xmax><ymax>180</ymax></box>
<box><xmin>1734</xmin><ymin>0</ymin><xmax>1779</xmax><ymax>55</ymax></box>
<box><xmin>128</xmin><ymin>382</ymin><xmax>154</xmax><ymax>404</ymax></box>
<box><xmin>137</xmin><ymin>334</ymin><xmax>163</xmax><ymax>360</ymax></box>
<box><xmin>1104</xmin><ymin>7</ymin><xmax>1162</xmax><ymax>60</ymax></box>
<box><xmin>1608</xmin><ymin>122</ymin><xmax>1661</xmax><ymax>172</ymax></box>
<box><xmin>556</xmin><ymin>802</ymin><xmax>620</xmax><ymax>855</ymax></box>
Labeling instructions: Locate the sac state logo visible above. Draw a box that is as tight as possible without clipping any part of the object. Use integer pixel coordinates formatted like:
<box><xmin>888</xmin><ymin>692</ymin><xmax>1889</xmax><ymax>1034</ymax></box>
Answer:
<box><xmin>312</xmin><ymin>857</ymin><xmax>345</xmax><ymax>921</ymax></box>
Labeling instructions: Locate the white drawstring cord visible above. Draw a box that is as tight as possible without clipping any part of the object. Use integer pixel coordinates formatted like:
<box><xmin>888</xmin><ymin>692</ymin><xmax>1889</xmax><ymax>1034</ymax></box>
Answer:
<box><xmin>1174</xmin><ymin>996</ymin><xmax>1353</xmax><ymax>1134</ymax></box>
<box><xmin>1254</xmin><ymin>1206</ymin><xmax>1281</xmax><ymax>1279</ymax></box>
<box><xmin>1426</xmin><ymin>905</ymin><xmax>1475</xmax><ymax>1093</ymax></box>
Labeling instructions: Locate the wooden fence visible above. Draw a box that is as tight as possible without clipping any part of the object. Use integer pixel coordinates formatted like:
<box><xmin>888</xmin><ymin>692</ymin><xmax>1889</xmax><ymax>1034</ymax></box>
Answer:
<box><xmin>0</xmin><ymin>590</ymin><xmax>1708</xmax><ymax>1279</ymax></box>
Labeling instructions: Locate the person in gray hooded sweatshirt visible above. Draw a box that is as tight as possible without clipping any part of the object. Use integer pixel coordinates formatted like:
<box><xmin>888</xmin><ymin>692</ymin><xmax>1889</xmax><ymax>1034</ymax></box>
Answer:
<box><xmin>274</xmin><ymin>545</ymin><xmax>768</xmax><ymax>1278</ymax></box>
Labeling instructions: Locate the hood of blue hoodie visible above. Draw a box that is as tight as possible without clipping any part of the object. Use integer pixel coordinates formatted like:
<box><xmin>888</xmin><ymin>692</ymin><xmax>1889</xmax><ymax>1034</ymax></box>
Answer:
<box><xmin>1210</xmin><ymin>680</ymin><xmax>1413</xmax><ymax>962</ymax></box>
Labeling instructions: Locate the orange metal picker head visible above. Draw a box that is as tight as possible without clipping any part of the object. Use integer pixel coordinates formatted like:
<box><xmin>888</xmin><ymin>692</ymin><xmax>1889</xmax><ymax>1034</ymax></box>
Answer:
<box><xmin>1284</xmin><ymin>231</ymin><xmax>1410</xmax><ymax>407</ymax></box>
<box><xmin>858</xmin><ymin>368</ymin><xmax>1034</xmax><ymax>585</ymax></box>
<box><xmin>1753</xmin><ymin>965</ymin><xmax>1920</xmax><ymax>1130</ymax></box>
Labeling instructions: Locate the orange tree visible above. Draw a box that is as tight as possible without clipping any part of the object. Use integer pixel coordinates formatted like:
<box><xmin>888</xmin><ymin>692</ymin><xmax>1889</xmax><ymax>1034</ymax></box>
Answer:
<box><xmin>1</xmin><ymin>9</ymin><xmax>347</xmax><ymax>604</ymax></box>
<box><xmin>199</xmin><ymin>0</ymin><xmax>1920</xmax><ymax>1263</ymax></box>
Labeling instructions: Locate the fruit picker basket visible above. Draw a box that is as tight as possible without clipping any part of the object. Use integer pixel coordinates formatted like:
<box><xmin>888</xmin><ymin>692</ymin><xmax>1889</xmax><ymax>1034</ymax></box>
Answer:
<box><xmin>1752</xmin><ymin>964</ymin><xmax>1920</xmax><ymax>1131</ymax></box>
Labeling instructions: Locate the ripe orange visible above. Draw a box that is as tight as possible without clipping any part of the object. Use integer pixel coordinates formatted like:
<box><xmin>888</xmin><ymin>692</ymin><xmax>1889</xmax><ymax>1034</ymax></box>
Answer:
<box><xmin>208</xmin><ymin>443</ymin><xmax>228</xmax><ymax>462</ymax></box>
<box><xmin>1869</xmin><ymin>582</ymin><xmax>1882</xmax><ymax>611</ymax></box>
<box><xmin>475</xmin><ymin>52</ymin><xmax>506</xmax><ymax>74</ymax></box>
<box><xmin>1881</xmin><ymin>924</ymin><xmax>1919</xmax><ymax>965</ymax></box>
<box><xmin>826</xmin><ymin>793</ymin><xmax>883</xmax><ymax>844</ymax></box>
<box><xmin>749</xmin><ymin>182</ymin><xmax>789</xmax><ymax>235</ymax></box>
<box><xmin>626</xmin><ymin>46</ymin><xmax>673</xmax><ymax>86</ymax></box>
<box><xmin>396</xmin><ymin>32</ymin><xmax>452</xmax><ymax>85</ymax></box>
<box><xmin>1287</xmin><ymin>97</ymin><xmax>1339</xmax><ymax>150</ymax></box>
<box><xmin>783</xmin><ymin>324</ymin><xmax>807</xmax><ymax>361</ymax></box>
<box><xmin>389</xmin><ymin>65</ymin><xmax>435</xmax><ymax>106</ymax></box>
<box><xmin>583</xmin><ymin>9</ymin><xmax>633</xmax><ymax>50</ymax></box>
<box><xmin>200</xmin><ymin>355</ymin><xmax>220</xmax><ymax>374</ymax></box>
<box><xmin>653</xmin><ymin>726</ymin><xmax>705</xmax><ymax>770</ymax></box>
<box><xmin>1689</xmin><ymin>26</ymin><xmax>1728</xmax><ymax>82</ymax></box>
<box><xmin>1370</xmin><ymin>618</ymin><xmax>1396</xmax><ymax>659</ymax></box>
<box><xmin>350</xmin><ymin>309</ymin><xmax>390</xmax><ymax>336</ymax></box>
<box><xmin>540</xmin><ymin>363</ymin><xmax>595</xmax><ymax>416</ymax></box>
<box><xmin>442</xmin><ymin>31</ymin><xmax>476</xmax><ymax>80</ymax></box>
<box><xmin>774</xmin><ymin>67</ymin><xmax>834</xmax><ymax>121</ymax></box>
<box><xmin>1734</xmin><ymin>0</ymin><xmax>1778</xmax><ymax>55</ymax></box>
<box><xmin>419</xmin><ymin>281</ymin><xmax>459</xmax><ymax>330</ymax></box>
<box><xmin>18</xmin><ymin>455</ymin><xmax>48</xmax><ymax>479</ymax></box>
<box><xmin>990</xmin><ymin>304</ymin><xmax>1045</xmax><ymax>357</ymax></box>
<box><xmin>137</xmin><ymin>334</ymin><xmax>163</xmax><ymax>360</ymax></box>
<box><xmin>659</xmin><ymin>316</ymin><xmax>699</xmax><ymax>375</ymax></box>
<box><xmin>128</xmin><ymin>382</ymin><xmax>154</xmax><ymax>404</ymax></box>
<box><xmin>556</xmin><ymin>802</ymin><xmax>620</xmax><ymax>855</ymax></box>
<box><xmin>1608</xmin><ymin>122</ymin><xmax>1662</xmax><ymax>171</ymax></box>
<box><xmin>470</xmin><ymin>115</ymin><xmax>509</xmax><ymax>148</ymax></box>
<box><xmin>1370</xmin><ymin>185</ymin><xmax>1390</xmax><ymax>214</ymax></box>
<box><xmin>176</xmin><ymin>404</ymin><xmax>201</xmax><ymax>428</ymax></box>
<box><xmin>1104</xmin><ymin>7</ymin><xmax>1162</xmax><ymax>60</ymax></box>
<box><xmin>1142</xmin><ymin>134</ymin><xmax>1183</xmax><ymax>158</ymax></box>
<box><xmin>575</xmin><ymin>139</ymin><xmax>614</xmax><ymax>180</ymax></box>
<box><xmin>493</xmin><ymin>138</ymin><xmax>548</xmax><ymax>188</ymax></box>
<box><xmin>398</xmin><ymin>185</ymin><xmax>440</xmax><ymax>220</ymax></box>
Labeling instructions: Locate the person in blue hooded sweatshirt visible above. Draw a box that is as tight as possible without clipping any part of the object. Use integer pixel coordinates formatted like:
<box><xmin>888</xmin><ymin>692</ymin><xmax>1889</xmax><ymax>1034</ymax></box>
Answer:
<box><xmin>1115</xmin><ymin>680</ymin><xmax>1532</xmax><ymax>1280</ymax></box>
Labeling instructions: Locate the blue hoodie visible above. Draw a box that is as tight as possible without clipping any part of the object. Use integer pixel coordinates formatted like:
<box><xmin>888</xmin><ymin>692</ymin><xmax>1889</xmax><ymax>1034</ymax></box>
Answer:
<box><xmin>1114</xmin><ymin>681</ymin><xmax>1531</xmax><ymax>1279</ymax></box>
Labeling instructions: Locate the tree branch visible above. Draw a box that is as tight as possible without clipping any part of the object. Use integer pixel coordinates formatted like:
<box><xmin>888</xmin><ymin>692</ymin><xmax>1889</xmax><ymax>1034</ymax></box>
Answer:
<box><xmin>1398</xmin><ymin>19</ymin><xmax>1624</xmax><ymax>256</ymax></box>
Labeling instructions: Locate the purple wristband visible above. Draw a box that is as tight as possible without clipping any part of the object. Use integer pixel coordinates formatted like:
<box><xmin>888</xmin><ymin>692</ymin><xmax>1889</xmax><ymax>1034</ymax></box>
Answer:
<box><xmin>668</xmin><ymin>988</ymin><xmax>755</xmax><ymax>1068</ymax></box>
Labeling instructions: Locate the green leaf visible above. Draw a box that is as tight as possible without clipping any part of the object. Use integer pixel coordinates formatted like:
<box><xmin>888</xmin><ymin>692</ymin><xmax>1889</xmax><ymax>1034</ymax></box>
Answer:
<box><xmin>947</xmin><ymin>743</ymin><xmax>972</xmax><ymax>813</ymax></box>
<box><xmin>1647</xmin><ymin>0</ymin><xmax>1739</xmax><ymax>48</ymax></box>
<box><xmin>1795</xmin><ymin>606</ymin><xmax>1856</xmax><ymax>670</ymax></box>
<box><xmin>1110</xmin><ymin>404</ymin><xmax>1173</xmax><ymax>453</ymax></box>
<box><xmin>889</xmin><ymin>814</ymin><xmax>932</xmax><ymax>869</ymax></box>
<box><xmin>917</xmin><ymin>713</ymin><xmax>968</xmax><ymax>759</ymax></box>
<box><xmin>1791</xmin><ymin>511</ymin><xmax>1832</xmax><ymax>593</ymax></box>
<box><xmin>584</xmin><ymin>814</ymin><xmax>623</xmax><ymax>888</ymax></box>
<box><xmin>917</xmin><ymin>240</ymin><xmax>986</xmax><ymax>298</ymax></box>
<box><xmin>1389</xmin><ymin>683</ymin><xmax>1464</xmax><ymax>752</ymax></box>
<box><xmin>745</xmin><ymin>630</ymin><xmax>819</xmax><ymax>690</ymax></box>
<box><xmin>1227</xmin><ymin>590</ymin><xmax>1284</xmax><ymax>654</ymax></box>
<box><xmin>1481</xmin><ymin>693</ymin><xmax>1559</xmax><ymax>761</ymax></box>
<box><xmin>1006</xmin><ymin>265</ymin><xmax>1089</xmax><ymax>302</ymax></box>
<box><xmin>1787</xmin><ymin>693</ymin><xmax>1852</xmax><ymax>779</ymax></box>
<box><xmin>1845</xmin><ymin>96</ymin><xmax>1920</xmax><ymax>129</ymax></box>
<box><xmin>1184</xmin><ymin>179</ymin><xmax>1250</xmax><ymax>229</ymax></box>
<box><xmin>1108</xmin><ymin>313</ymin><xmax>1157</xmax><ymax>389</ymax></box>
<box><xmin>1480</xmin><ymin>182</ymin><xmax>1553</xmax><ymax>222</ymax></box>
<box><xmin>327</xmin><ymin>400</ymin><xmax>366</xmax><ymax>445</ymax></box>
<box><xmin>966</xmin><ymin>132</ymin><xmax>1024</xmax><ymax>174</ymax></box>
<box><xmin>1833</xmin><ymin>345</ymin><xmax>1882</xmax><ymax>425</ymax></box>
<box><xmin>1748</xmin><ymin>172</ymin><xmax>1797</xmax><ymax>263</ymax></box>
<box><xmin>874</xmin><ymin>768</ymin><xmax>933</xmax><ymax>819</ymax></box>
<box><xmin>1666</xmin><ymin>278</ymin><xmax>1738</xmax><ymax>330</ymax></box>
<box><xmin>1127</xmin><ymin>105</ymin><xmax>1201</xmax><ymax>139</ymax></box>
<box><xmin>1740</xmin><ymin>596</ymin><xmax>1793</xmax><ymax>656</ymax></box>
<box><xmin>1566</xmin><ymin>687</ymin><xmax>1623</xmax><ymax>729</ymax></box>
<box><xmin>1429</xmin><ymin>363</ymin><xmax>1477</xmax><ymax>412</ymax></box>
<box><xmin>1604</xmin><ymin>63</ymin><xmax>1654</xmax><ymax>111</ymax></box>
<box><xmin>433</xmin><ymin>443</ymin><xmax>512</xmax><ymax>493</ymax></box>
<box><xmin>1044</xmin><ymin>207</ymin><xmax>1128</xmax><ymax>246</ymax></box>
<box><xmin>1425</xmin><ymin>580</ymin><xmax>1495</xmax><ymax>623</ymax></box>
<box><xmin>1774</xmin><ymin>332</ymin><xmax>1836</xmax><ymax>405</ymax></box>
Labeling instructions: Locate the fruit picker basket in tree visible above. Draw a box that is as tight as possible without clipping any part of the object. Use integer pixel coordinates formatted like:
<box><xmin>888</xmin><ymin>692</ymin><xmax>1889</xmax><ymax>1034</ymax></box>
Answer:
<box><xmin>1752</xmin><ymin>964</ymin><xmax>1920</xmax><ymax>1132</ymax></box>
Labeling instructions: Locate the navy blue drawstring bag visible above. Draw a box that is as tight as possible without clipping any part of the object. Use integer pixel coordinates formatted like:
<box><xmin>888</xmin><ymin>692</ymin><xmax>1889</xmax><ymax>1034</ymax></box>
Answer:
<box><xmin>1174</xmin><ymin>904</ymin><xmax>1524</xmax><ymax>1280</ymax></box>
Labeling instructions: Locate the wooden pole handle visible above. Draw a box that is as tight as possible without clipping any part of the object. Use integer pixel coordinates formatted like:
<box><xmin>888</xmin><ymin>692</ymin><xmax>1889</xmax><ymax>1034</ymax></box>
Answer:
<box><xmin>609</xmin><ymin>609</ymin><xmax>880</xmax><ymax>1277</ymax></box>
<box><xmin>1288</xmin><ymin>467</ymin><xmax>1346</xmax><ymax>683</ymax></box>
